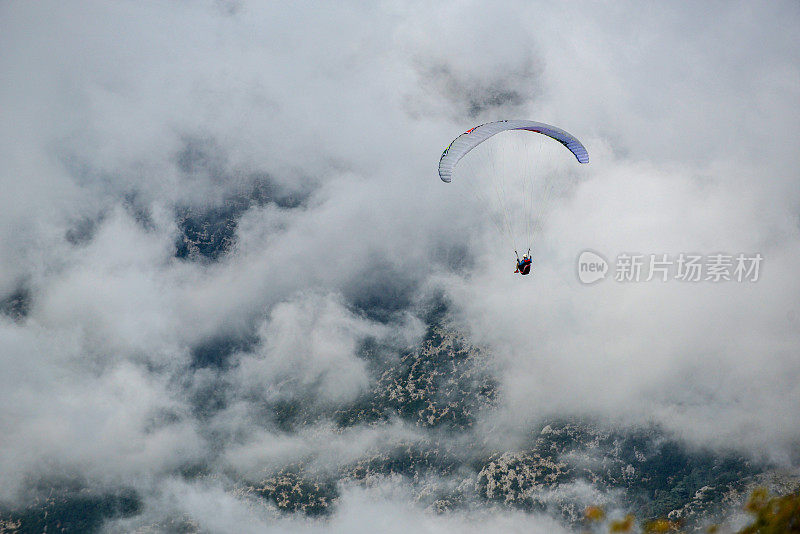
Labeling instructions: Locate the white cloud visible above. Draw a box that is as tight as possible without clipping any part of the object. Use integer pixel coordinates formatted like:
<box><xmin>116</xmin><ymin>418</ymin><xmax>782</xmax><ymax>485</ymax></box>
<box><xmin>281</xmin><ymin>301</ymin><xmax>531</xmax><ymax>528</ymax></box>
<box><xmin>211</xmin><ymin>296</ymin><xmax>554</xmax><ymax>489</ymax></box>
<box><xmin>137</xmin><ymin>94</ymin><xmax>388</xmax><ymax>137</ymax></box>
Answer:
<box><xmin>0</xmin><ymin>0</ymin><xmax>798</xmax><ymax>527</ymax></box>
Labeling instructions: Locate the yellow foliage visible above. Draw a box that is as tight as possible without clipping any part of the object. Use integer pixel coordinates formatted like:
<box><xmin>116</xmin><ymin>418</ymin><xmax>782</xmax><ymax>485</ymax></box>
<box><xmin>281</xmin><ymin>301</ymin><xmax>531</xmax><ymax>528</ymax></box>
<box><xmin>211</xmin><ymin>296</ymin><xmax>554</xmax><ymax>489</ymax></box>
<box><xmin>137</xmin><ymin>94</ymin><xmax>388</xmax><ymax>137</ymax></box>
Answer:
<box><xmin>745</xmin><ymin>487</ymin><xmax>770</xmax><ymax>514</ymax></box>
<box><xmin>644</xmin><ymin>518</ymin><xmax>678</xmax><ymax>532</ymax></box>
<box><xmin>738</xmin><ymin>489</ymin><xmax>800</xmax><ymax>534</ymax></box>
<box><xmin>609</xmin><ymin>514</ymin><xmax>635</xmax><ymax>532</ymax></box>
<box><xmin>585</xmin><ymin>505</ymin><xmax>606</xmax><ymax>522</ymax></box>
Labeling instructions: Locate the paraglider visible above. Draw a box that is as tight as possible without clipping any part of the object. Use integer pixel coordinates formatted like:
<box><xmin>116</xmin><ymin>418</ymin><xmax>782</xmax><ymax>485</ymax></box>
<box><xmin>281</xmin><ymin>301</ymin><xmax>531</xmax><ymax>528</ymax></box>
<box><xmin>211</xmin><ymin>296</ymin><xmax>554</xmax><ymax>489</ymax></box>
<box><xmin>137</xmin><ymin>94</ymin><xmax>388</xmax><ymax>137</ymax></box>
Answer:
<box><xmin>438</xmin><ymin>120</ymin><xmax>588</xmax><ymax>276</ymax></box>
<box><xmin>515</xmin><ymin>250</ymin><xmax>532</xmax><ymax>275</ymax></box>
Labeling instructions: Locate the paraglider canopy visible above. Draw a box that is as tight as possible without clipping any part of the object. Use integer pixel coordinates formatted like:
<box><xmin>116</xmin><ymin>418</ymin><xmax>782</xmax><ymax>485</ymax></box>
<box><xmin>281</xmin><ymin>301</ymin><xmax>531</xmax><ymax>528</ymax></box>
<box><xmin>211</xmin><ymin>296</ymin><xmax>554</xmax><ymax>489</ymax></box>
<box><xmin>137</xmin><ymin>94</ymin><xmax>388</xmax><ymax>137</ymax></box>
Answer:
<box><xmin>438</xmin><ymin>120</ymin><xmax>588</xmax><ymax>183</ymax></box>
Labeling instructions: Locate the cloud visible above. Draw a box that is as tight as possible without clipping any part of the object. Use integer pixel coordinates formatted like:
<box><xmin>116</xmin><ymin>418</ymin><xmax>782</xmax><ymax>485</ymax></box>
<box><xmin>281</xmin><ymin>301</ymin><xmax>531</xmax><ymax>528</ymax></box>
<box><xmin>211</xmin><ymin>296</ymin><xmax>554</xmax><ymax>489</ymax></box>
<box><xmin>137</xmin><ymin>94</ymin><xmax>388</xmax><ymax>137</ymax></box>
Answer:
<box><xmin>0</xmin><ymin>0</ymin><xmax>798</xmax><ymax>529</ymax></box>
<box><xmin>233</xmin><ymin>293</ymin><xmax>387</xmax><ymax>406</ymax></box>
<box><xmin>108</xmin><ymin>477</ymin><xmax>571</xmax><ymax>534</ymax></box>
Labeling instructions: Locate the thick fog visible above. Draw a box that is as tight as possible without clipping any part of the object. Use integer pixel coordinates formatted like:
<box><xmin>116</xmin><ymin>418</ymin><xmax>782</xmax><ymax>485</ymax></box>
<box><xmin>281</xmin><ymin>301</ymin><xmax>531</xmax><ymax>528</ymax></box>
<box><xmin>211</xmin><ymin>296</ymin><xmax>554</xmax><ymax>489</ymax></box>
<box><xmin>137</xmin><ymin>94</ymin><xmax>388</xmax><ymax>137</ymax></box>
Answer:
<box><xmin>1</xmin><ymin>1</ymin><xmax>798</xmax><ymax>531</ymax></box>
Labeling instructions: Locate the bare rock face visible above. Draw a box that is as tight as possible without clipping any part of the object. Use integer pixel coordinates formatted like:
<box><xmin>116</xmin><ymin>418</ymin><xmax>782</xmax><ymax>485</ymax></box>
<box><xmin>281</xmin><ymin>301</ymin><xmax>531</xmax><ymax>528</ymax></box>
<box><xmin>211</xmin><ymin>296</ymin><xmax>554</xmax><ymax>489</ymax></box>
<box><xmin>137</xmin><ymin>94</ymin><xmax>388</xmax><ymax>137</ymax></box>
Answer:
<box><xmin>476</xmin><ymin>450</ymin><xmax>570</xmax><ymax>504</ymax></box>
<box><xmin>336</xmin><ymin>324</ymin><xmax>498</xmax><ymax>430</ymax></box>
<box><xmin>244</xmin><ymin>469</ymin><xmax>336</xmax><ymax>517</ymax></box>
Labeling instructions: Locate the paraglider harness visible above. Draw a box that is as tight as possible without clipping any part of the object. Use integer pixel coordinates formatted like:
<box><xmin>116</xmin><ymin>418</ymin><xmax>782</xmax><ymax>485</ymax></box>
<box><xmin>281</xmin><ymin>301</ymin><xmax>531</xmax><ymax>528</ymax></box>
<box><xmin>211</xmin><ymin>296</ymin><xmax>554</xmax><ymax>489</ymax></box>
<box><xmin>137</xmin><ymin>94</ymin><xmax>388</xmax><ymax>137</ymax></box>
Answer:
<box><xmin>515</xmin><ymin>249</ymin><xmax>532</xmax><ymax>275</ymax></box>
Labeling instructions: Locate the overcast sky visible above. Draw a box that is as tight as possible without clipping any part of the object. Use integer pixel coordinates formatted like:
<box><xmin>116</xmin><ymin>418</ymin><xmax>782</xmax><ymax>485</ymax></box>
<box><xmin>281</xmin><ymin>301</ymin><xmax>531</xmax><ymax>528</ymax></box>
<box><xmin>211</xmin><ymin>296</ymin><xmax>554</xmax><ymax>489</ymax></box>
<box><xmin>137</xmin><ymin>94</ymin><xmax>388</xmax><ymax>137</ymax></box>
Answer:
<box><xmin>1</xmin><ymin>1</ymin><xmax>798</xmax><ymax>531</ymax></box>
